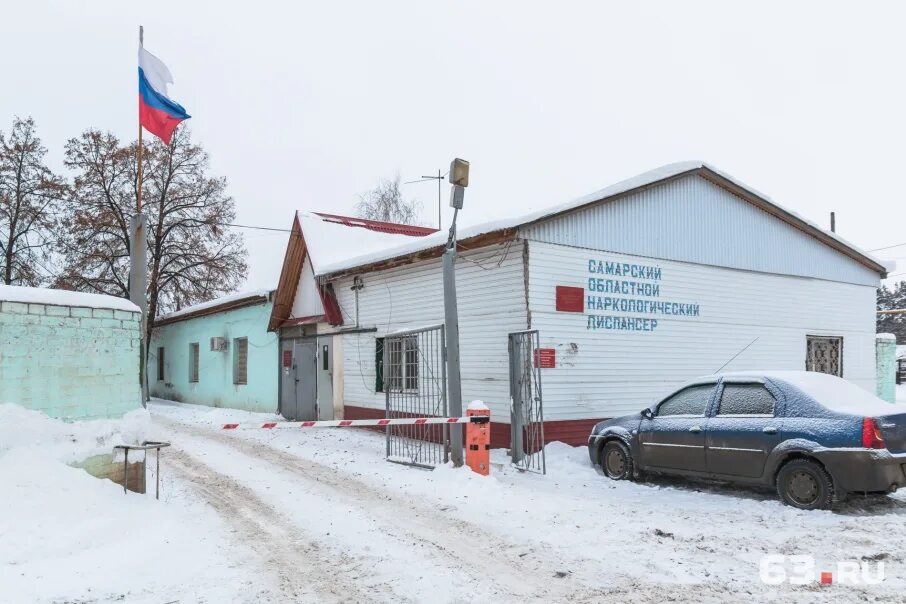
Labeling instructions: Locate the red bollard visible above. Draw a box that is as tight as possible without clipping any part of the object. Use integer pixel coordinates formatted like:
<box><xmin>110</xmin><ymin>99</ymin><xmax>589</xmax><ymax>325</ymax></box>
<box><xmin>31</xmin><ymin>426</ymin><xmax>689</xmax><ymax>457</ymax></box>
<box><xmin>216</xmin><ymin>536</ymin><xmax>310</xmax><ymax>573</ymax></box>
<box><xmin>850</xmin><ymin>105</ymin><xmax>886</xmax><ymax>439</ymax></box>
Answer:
<box><xmin>466</xmin><ymin>400</ymin><xmax>491</xmax><ymax>475</ymax></box>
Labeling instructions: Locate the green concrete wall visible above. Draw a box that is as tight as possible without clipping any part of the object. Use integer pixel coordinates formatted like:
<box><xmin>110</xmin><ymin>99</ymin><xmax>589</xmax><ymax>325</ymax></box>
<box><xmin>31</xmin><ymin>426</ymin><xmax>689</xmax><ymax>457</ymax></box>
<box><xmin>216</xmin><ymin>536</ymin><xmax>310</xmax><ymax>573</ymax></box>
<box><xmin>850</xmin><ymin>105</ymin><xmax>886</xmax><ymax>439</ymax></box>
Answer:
<box><xmin>876</xmin><ymin>333</ymin><xmax>896</xmax><ymax>403</ymax></box>
<box><xmin>0</xmin><ymin>301</ymin><xmax>142</xmax><ymax>419</ymax></box>
<box><xmin>149</xmin><ymin>302</ymin><xmax>277</xmax><ymax>413</ymax></box>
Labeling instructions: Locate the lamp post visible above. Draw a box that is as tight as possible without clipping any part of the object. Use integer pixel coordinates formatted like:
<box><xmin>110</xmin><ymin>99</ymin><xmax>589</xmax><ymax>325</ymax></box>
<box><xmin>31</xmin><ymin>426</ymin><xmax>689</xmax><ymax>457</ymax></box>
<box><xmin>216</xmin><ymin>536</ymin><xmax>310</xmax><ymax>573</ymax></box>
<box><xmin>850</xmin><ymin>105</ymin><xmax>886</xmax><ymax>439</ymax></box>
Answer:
<box><xmin>443</xmin><ymin>158</ymin><xmax>469</xmax><ymax>467</ymax></box>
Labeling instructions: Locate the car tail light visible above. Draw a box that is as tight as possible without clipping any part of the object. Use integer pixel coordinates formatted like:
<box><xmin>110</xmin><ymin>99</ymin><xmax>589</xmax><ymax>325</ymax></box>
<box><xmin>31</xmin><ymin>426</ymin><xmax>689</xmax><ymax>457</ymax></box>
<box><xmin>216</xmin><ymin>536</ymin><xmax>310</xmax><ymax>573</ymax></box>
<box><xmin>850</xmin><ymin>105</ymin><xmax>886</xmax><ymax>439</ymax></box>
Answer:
<box><xmin>862</xmin><ymin>417</ymin><xmax>886</xmax><ymax>449</ymax></box>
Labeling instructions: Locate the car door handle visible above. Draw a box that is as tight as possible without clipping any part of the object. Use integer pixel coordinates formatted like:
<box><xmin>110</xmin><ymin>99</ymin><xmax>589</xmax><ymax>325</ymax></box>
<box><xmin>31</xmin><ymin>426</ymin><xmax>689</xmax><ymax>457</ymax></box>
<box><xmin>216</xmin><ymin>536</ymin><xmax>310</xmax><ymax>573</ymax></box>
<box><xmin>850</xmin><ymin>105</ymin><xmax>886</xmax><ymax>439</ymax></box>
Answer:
<box><xmin>762</xmin><ymin>426</ymin><xmax>778</xmax><ymax>434</ymax></box>
<box><xmin>689</xmin><ymin>426</ymin><xmax>702</xmax><ymax>433</ymax></box>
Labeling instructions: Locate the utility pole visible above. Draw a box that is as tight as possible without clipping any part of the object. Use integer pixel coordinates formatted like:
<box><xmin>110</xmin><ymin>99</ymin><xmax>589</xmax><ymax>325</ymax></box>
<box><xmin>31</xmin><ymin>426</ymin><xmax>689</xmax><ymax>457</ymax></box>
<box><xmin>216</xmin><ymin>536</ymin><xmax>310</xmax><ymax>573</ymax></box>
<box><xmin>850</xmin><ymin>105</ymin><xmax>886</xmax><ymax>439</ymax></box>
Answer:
<box><xmin>443</xmin><ymin>158</ymin><xmax>469</xmax><ymax>467</ymax></box>
<box><xmin>830</xmin><ymin>211</ymin><xmax>836</xmax><ymax>233</ymax></box>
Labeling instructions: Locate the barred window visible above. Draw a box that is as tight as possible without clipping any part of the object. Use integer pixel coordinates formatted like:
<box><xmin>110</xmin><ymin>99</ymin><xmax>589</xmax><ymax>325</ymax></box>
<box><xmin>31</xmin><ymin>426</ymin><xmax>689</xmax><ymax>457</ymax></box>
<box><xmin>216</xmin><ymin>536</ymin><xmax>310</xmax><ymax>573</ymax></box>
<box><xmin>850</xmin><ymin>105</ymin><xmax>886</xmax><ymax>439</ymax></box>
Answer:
<box><xmin>233</xmin><ymin>337</ymin><xmax>248</xmax><ymax>385</ymax></box>
<box><xmin>806</xmin><ymin>336</ymin><xmax>843</xmax><ymax>377</ymax></box>
<box><xmin>386</xmin><ymin>336</ymin><xmax>418</xmax><ymax>392</ymax></box>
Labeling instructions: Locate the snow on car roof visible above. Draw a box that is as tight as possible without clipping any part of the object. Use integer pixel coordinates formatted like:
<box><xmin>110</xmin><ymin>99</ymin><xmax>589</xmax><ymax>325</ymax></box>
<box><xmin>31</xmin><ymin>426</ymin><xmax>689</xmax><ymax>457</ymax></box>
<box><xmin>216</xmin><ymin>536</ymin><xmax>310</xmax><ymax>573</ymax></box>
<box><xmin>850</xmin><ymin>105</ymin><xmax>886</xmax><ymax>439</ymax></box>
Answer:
<box><xmin>712</xmin><ymin>370</ymin><xmax>903</xmax><ymax>416</ymax></box>
<box><xmin>0</xmin><ymin>284</ymin><xmax>139</xmax><ymax>313</ymax></box>
<box><xmin>316</xmin><ymin>161</ymin><xmax>886</xmax><ymax>276</ymax></box>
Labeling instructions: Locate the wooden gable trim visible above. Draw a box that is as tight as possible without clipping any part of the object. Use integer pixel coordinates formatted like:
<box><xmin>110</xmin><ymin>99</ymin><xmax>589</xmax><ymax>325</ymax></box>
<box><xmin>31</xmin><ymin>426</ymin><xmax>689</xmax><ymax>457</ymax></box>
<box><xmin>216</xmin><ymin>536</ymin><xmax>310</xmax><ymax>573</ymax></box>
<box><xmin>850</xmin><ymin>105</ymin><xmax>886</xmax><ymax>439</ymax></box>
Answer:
<box><xmin>317</xmin><ymin>283</ymin><xmax>344</xmax><ymax>326</ymax></box>
<box><xmin>268</xmin><ymin>215</ymin><xmax>307</xmax><ymax>331</ymax></box>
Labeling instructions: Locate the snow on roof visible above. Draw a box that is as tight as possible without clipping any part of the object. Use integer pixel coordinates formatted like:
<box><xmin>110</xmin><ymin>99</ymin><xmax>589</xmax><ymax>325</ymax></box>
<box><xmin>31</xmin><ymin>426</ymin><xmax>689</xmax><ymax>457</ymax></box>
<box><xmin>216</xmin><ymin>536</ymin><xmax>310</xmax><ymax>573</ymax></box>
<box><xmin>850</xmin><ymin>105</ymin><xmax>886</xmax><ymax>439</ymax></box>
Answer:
<box><xmin>297</xmin><ymin>212</ymin><xmax>429</xmax><ymax>276</ymax></box>
<box><xmin>0</xmin><ymin>285</ymin><xmax>139</xmax><ymax>313</ymax></box>
<box><xmin>156</xmin><ymin>289</ymin><xmax>271</xmax><ymax>322</ymax></box>
<box><xmin>315</xmin><ymin>161</ymin><xmax>886</xmax><ymax>276</ymax></box>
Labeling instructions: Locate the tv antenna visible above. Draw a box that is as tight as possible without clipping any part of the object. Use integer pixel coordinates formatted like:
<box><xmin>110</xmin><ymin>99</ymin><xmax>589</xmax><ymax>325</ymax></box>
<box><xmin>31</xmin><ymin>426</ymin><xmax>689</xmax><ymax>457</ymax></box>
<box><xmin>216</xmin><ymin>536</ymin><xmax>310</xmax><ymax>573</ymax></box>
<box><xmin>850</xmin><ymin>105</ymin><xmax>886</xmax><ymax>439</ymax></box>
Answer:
<box><xmin>404</xmin><ymin>169</ymin><xmax>448</xmax><ymax>230</ymax></box>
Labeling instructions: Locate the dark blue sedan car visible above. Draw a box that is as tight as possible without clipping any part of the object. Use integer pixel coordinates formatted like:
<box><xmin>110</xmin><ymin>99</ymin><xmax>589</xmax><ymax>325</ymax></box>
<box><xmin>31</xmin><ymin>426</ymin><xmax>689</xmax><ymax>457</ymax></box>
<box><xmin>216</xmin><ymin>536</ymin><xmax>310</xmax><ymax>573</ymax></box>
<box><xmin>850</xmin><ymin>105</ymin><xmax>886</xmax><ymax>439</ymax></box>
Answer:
<box><xmin>588</xmin><ymin>371</ymin><xmax>906</xmax><ymax>509</ymax></box>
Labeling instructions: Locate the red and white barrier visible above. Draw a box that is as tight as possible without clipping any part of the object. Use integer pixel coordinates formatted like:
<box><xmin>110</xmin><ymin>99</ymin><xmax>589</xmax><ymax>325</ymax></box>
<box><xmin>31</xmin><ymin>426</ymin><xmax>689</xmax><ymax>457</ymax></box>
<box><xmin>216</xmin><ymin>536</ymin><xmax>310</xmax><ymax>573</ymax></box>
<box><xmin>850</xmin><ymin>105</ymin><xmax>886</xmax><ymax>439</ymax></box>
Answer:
<box><xmin>222</xmin><ymin>416</ymin><xmax>480</xmax><ymax>430</ymax></box>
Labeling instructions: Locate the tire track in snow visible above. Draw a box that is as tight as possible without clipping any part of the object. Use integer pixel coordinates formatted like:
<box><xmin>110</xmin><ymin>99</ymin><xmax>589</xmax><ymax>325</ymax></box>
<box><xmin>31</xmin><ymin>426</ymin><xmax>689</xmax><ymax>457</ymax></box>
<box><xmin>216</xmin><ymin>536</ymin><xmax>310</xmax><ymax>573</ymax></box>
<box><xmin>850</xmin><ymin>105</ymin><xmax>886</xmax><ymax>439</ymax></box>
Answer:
<box><xmin>157</xmin><ymin>415</ymin><xmax>600</xmax><ymax>602</ymax></box>
<box><xmin>166</xmin><ymin>447</ymin><xmax>402</xmax><ymax>604</ymax></box>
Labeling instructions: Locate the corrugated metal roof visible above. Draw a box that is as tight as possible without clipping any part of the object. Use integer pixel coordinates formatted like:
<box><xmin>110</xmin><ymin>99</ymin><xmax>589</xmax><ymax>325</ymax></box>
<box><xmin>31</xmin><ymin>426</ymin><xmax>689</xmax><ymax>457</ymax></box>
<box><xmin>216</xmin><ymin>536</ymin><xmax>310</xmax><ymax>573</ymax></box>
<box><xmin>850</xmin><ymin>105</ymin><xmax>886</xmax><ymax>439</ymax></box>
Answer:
<box><xmin>522</xmin><ymin>173</ymin><xmax>881</xmax><ymax>286</ymax></box>
<box><xmin>317</xmin><ymin>162</ymin><xmax>885</xmax><ymax>278</ymax></box>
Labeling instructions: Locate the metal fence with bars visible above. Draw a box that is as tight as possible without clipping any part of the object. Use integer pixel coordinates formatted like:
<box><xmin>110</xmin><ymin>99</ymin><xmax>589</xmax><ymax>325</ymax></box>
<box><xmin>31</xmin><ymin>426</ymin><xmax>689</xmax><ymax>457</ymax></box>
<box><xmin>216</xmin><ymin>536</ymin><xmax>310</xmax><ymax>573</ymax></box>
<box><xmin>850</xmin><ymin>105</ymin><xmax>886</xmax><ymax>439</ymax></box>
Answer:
<box><xmin>384</xmin><ymin>324</ymin><xmax>449</xmax><ymax>467</ymax></box>
<box><xmin>508</xmin><ymin>330</ymin><xmax>546</xmax><ymax>474</ymax></box>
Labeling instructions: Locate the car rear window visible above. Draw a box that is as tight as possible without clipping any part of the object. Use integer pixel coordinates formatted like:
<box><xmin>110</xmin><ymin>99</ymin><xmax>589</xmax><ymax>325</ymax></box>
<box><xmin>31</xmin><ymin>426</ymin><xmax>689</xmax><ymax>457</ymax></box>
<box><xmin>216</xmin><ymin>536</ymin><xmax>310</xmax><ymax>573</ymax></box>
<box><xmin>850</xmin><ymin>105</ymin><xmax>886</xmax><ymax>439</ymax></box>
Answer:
<box><xmin>656</xmin><ymin>385</ymin><xmax>714</xmax><ymax>416</ymax></box>
<box><xmin>717</xmin><ymin>383</ymin><xmax>775</xmax><ymax>416</ymax></box>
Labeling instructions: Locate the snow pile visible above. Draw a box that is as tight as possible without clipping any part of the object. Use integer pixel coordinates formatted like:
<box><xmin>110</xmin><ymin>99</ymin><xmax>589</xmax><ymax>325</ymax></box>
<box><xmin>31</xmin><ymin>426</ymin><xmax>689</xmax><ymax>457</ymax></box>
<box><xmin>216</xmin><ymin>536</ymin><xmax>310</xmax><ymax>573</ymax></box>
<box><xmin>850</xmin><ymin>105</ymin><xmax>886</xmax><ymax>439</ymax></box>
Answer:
<box><xmin>0</xmin><ymin>448</ymin><xmax>248</xmax><ymax>603</ymax></box>
<box><xmin>0</xmin><ymin>403</ymin><xmax>249</xmax><ymax>603</ymax></box>
<box><xmin>0</xmin><ymin>403</ymin><xmax>151</xmax><ymax>463</ymax></box>
<box><xmin>0</xmin><ymin>284</ymin><xmax>138</xmax><ymax>312</ymax></box>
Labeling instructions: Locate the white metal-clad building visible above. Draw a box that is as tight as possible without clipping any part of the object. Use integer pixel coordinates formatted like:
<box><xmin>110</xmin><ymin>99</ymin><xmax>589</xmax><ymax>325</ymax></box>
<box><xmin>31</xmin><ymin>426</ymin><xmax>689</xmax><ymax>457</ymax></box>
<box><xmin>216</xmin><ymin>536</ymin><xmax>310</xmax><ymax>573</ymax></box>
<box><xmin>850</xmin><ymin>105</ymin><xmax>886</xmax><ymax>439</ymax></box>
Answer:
<box><xmin>270</xmin><ymin>162</ymin><xmax>886</xmax><ymax>446</ymax></box>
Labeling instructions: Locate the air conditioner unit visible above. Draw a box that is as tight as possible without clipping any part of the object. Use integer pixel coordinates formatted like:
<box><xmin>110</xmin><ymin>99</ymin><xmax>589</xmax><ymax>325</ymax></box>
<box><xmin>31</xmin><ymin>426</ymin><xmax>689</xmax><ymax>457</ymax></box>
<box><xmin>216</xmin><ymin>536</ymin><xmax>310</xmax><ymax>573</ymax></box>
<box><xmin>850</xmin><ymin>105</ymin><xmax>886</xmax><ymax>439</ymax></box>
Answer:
<box><xmin>210</xmin><ymin>337</ymin><xmax>228</xmax><ymax>352</ymax></box>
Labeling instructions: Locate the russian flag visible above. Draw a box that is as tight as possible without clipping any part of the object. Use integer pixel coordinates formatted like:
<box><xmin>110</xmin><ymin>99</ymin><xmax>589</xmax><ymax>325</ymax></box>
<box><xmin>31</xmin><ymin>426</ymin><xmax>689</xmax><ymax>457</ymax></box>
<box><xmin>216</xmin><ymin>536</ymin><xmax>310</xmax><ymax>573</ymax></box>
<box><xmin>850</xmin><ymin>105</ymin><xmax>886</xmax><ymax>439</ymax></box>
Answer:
<box><xmin>138</xmin><ymin>46</ymin><xmax>190</xmax><ymax>144</ymax></box>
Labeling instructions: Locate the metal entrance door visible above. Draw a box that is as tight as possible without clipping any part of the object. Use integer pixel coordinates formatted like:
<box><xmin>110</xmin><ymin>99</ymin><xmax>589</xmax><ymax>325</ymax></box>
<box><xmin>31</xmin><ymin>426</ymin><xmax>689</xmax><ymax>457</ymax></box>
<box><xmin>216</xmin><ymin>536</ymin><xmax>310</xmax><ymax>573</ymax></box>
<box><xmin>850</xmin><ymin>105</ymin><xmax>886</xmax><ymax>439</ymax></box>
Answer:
<box><xmin>384</xmin><ymin>325</ymin><xmax>448</xmax><ymax>468</ymax></box>
<box><xmin>280</xmin><ymin>339</ymin><xmax>317</xmax><ymax>421</ymax></box>
<box><xmin>316</xmin><ymin>336</ymin><xmax>334</xmax><ymax>420</ymax></box>
<box><xmin>509</xmin><ymin>330</ymin><xmax>546</xmax><ymax>474</ymax></box>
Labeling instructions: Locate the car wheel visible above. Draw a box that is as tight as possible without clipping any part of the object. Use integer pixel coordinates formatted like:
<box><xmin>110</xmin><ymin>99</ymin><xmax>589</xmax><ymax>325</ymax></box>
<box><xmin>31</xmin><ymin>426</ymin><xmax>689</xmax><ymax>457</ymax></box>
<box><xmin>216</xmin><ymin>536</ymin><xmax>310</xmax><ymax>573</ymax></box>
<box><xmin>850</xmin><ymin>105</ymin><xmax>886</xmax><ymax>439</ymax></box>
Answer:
<box><xmin>600</xmin><ymin>440</ymin><xmax>634</xmax><ymax>480</ymax></box>
<box><xmin>776</xmin><ymin>459</ymin><xmax>835</xmax><ymax>510</ymax></box>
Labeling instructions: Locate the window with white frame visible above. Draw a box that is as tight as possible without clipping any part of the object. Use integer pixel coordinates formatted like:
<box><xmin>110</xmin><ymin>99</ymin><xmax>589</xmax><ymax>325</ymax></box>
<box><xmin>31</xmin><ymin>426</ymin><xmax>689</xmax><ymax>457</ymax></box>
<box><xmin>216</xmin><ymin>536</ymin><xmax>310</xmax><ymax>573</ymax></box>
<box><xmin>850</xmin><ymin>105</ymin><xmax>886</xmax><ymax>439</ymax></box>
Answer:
<box><xmin>386</xmin><ymin>336</ymin><xmax>419</xmax><ymax>392</ymax></box>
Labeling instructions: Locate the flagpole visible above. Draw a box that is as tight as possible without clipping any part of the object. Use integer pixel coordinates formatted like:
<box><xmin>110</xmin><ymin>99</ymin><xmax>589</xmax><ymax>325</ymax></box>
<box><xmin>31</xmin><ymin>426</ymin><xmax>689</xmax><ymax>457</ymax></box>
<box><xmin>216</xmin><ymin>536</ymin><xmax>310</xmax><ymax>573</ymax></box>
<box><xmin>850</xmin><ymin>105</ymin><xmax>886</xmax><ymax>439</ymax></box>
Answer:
<box><xmin>138</xmin><ymin>25</ymin><xmax>143</xmax><ymax>213</ymax></box>
<box><xmin>132</xmin><ymin>24</ymin><xmax>149</xmax><ymax>405</ymax></box>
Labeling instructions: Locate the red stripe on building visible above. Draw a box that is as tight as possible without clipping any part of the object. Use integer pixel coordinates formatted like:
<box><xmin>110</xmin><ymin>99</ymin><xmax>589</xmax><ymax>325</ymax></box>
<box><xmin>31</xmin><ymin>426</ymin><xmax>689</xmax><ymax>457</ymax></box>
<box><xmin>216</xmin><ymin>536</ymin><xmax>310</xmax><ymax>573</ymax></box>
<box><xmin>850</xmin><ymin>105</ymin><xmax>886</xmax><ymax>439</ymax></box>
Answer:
<box><xmin>342</xmin><ymin>405</ymin><xmax>604</xmax><ymax>447</ymax></box>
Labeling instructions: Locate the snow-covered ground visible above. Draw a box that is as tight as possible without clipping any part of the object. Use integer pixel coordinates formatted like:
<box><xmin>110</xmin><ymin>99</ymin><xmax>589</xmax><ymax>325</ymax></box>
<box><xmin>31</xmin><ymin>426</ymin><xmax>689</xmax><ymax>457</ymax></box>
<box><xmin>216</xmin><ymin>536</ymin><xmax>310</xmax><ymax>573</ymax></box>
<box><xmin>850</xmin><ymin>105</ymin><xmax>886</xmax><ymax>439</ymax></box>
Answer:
<box><xmin>3</xmin><ymin>398</ymin><xmax>906</xmax><ymax>602</ymax></box>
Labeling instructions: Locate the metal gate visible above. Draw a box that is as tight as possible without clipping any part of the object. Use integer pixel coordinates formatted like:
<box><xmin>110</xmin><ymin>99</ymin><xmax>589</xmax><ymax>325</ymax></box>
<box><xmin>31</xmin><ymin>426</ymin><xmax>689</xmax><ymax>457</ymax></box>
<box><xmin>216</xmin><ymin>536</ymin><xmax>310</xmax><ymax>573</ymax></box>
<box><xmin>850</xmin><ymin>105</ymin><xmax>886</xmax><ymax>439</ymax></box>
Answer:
<box><xmin>384</xmin><ymin>324</ymin><xmax>449</xmax><ymax>468</ymax></box>
<box><xmin>509</xmin><ymin>330</ymin><xmax>546</xmax><ymax>474</ymax></box>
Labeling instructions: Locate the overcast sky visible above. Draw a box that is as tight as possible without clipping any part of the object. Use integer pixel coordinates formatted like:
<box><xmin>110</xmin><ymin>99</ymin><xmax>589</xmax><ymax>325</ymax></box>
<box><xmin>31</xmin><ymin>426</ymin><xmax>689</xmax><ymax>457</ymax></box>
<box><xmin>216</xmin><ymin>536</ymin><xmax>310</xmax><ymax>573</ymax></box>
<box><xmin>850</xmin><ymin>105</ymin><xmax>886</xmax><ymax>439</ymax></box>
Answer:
<box><xmin>4</xmin><ymin>1</ymin><xmax>906</xmax><ymax>290</ymax></box>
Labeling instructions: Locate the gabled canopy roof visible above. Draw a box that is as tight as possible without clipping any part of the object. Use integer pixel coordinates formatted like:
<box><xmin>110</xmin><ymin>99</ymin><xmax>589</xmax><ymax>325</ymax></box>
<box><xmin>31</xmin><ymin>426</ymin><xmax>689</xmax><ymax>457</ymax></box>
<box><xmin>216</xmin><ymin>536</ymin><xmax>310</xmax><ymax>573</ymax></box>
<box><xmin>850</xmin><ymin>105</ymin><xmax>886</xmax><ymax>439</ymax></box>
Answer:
<box><xmin>268</xmin><ymin>212</ymin><xmax>437</xmax><ymax>331</ymax></box>
<box><xmin>316</xmin><ymin>161</ymin><xmax>887</xmax><ymax>279</ymax></box>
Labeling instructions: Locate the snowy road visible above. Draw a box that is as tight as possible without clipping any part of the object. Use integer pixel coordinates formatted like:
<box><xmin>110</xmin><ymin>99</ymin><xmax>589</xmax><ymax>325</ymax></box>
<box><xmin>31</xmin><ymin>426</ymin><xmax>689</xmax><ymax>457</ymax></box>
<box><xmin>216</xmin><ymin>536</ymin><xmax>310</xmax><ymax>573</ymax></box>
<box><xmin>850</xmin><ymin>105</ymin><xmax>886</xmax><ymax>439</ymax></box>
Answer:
<box><xmin>146</xmin><ymin>400</ymin><xmax>906</xmax><ymax>603</ymax></box>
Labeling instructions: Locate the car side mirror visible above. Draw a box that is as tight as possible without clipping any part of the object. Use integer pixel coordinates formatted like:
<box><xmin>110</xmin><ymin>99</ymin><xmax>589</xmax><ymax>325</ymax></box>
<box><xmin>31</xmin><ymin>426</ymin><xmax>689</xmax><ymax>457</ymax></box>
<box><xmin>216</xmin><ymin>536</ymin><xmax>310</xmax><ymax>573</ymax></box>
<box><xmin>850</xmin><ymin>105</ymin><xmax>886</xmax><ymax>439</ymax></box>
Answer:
<box><xmin>641</xmin><ymin>408</ymin><xmax>653</xmax><ymax>420</ymax></box>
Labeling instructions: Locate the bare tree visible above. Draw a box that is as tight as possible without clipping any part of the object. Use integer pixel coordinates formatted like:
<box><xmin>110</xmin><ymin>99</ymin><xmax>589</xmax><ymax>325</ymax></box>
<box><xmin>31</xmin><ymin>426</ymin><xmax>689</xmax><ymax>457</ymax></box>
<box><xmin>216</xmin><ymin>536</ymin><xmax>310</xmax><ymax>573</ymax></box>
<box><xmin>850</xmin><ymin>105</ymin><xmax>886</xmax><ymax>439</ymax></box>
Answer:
<box><xmin>56</xmin><ymin>126</ymin><xmax>247</xmax><ymax>332</ymax></box>
<box><xmin>0</xmin><ymin>117</ymin><xmax>65</xmax><ymax>285</ymax></box>
<box><xmin>356</xmin><ymin>175</ymin><xmax>422</xmax><ymax>224</ymax></box>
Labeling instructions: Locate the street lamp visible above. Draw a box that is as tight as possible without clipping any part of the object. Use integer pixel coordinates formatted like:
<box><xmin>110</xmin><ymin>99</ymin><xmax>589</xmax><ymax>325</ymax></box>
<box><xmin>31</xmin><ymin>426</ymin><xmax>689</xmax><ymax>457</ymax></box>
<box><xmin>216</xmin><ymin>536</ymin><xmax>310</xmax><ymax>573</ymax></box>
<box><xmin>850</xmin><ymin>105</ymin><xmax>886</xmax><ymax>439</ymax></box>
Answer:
<box><xmin>444</xmin><ymin>157</ymin><xmax>469</xmax><ymax>467</ymax></box>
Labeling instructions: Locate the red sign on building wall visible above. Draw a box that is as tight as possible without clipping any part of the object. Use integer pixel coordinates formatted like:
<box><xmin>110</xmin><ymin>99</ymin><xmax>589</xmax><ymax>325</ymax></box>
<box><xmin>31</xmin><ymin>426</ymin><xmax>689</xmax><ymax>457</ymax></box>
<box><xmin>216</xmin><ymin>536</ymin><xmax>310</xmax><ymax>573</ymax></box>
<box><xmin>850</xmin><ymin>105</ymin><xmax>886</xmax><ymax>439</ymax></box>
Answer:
<box><xmin>534</xmin><ymin>348</ymin><xmax>556</xmax><ymax>368</ymax></box>
<box><xmin>282</xmin><ymin>350</ymin><xmax>293</xmax><ymax>368</ymax></box>
<box><xmin>555</xmin><ymin>285</ymin><xmax>584</xmax><ymax>312</ymax></box>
